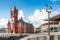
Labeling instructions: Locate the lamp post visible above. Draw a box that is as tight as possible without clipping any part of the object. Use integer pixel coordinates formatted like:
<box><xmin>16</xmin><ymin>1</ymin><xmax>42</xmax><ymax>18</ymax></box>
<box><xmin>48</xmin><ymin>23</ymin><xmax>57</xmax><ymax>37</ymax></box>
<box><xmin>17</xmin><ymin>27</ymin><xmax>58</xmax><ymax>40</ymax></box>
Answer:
<box><xmin>44</xmin><ymin>4</ymin><xmax>52</xmax><ymax>40</ymax></box>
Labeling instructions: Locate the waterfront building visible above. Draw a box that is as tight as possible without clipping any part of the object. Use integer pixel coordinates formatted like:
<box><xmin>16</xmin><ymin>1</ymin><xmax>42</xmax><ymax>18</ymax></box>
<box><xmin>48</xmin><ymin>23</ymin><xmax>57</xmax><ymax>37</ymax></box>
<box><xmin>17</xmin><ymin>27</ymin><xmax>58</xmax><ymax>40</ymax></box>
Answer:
<box><xmin>7</xmin><ymin>5</ymin><xmax>34</xmax><ymax>33</ymax></box>
<box><xmin>39</xmin><ymin>14</ymin><xmax>60</xmax><ymax>40</ymax></box>
<box><xmin>39</xmin><ymin>14</ymin><xmax>60</xmax><ymax>32</ymax></box>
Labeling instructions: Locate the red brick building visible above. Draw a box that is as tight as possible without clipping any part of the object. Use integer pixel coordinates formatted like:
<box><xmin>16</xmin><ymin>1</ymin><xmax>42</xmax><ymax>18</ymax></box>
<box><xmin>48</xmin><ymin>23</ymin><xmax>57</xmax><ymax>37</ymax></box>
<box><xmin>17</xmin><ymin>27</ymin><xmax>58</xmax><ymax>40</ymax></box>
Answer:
<box><xmin>7</xmin><ymin>5</ymin><xmax>34</xmax><ymax>33</ymax></box>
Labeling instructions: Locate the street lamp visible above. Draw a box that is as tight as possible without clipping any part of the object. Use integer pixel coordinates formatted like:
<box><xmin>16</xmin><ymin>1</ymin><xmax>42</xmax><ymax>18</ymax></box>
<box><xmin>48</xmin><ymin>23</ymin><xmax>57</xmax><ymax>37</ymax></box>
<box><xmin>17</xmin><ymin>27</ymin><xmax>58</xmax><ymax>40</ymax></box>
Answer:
<box><xmin>44</xmin><ymin>4</ymin><xmax>52</xmax><ymax>40</ymax></box>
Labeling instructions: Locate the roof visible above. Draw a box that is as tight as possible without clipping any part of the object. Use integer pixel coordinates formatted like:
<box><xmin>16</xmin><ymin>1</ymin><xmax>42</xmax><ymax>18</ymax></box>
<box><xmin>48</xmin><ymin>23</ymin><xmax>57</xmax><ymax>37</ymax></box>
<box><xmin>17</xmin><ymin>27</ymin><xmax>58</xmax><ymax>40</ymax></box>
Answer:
<box><xmin>44</xmin><ymin>14</ymin><xmax>60</xmax><ymax>21</ymax></box>
<box><xmin>18</xmin><ymin>19</ymin><xmax>33</xmax><ymax>26</ymax></box>
<box><xmin>39</xmin><ymin>21</ymin><xmax>59</xmax><ymax>27</ymax></box>
<box><xmin>18</xmin><ymin>19</ymin><xmax>24</xmax><ymax>23</ymax></box>
<box><xmin>11</xmin><ymin>5</ymin><xmax>18</xmax><ymax>11</ymax></box>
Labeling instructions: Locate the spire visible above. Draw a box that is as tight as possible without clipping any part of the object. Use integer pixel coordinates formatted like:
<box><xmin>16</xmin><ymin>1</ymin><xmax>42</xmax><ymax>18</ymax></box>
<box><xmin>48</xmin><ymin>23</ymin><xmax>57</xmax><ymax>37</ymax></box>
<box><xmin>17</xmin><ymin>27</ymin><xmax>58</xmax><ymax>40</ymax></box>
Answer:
<box><xmin>11</xmin><ymin>1</ymin><xmax>17</xmax><ymax>11</ymax></box>
<box><xmin>14</xmin><ymin>1</ymin><xmax>16</xmax><ymax>9</ymax></box>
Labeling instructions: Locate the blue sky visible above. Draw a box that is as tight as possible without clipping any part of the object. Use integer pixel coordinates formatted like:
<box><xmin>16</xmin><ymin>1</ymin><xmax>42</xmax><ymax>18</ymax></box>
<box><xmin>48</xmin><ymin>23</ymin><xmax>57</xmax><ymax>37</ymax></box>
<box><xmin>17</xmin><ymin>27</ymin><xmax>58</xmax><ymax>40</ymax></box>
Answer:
<box><xmin>0</xmin><ymin>0</ymin><xmax>60</xmax><ymax>19</ymax></box>
<box><xmin>0</xmin><ymin>0</ymin><xmax>60</xmax><ymax>28</ymax></box>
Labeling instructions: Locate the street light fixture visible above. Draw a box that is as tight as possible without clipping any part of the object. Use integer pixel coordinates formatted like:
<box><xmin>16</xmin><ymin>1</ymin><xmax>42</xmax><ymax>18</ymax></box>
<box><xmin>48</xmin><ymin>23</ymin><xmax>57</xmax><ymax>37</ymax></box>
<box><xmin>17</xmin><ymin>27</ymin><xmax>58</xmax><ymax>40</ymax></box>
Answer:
<box><xmin>44</xmin><ymin>4</ymin><xmax>52</xmax><ymax>40</ymax></box>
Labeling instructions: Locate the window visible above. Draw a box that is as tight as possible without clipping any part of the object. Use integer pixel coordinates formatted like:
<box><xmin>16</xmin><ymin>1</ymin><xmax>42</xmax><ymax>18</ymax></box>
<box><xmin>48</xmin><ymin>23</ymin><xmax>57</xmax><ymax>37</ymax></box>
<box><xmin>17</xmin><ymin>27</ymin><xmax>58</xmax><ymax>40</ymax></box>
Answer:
<box><xmin>11</xmin><ymin>12</ymin><xmax>15</xmax><ymax>17</ymax></box>
<box><xmin>59</xmin><ymin>22</ymin><xmax>60</xmax><ymax>26</ymax></box>
<box><xmin>54</xmin><ymin>27</ymin><xmax>58</xmax><ymax>32</ymax></box>
<box><xmin>58</xmin><ymin>27</ymin><xmax>60</xmax><ymax>32</ymax></box>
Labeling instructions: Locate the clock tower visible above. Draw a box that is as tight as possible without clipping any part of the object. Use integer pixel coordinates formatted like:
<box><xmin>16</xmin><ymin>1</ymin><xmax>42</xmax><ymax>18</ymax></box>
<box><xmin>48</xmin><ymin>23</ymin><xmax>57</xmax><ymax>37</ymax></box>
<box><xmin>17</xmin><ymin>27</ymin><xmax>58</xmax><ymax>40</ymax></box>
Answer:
<box><xmin>10</xmin><ymin>5</ymin><xmax>18</xmax><ymax>33</ymax></box>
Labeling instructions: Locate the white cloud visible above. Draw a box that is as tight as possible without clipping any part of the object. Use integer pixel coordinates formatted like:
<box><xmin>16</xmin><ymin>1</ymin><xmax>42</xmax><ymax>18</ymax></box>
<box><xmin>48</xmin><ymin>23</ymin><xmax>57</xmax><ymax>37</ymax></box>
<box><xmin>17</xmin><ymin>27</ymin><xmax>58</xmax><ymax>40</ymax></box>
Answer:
<box><xmin>0</xmin><ymin>18</ymin><xmax>8</xmax><ymax>28</ymax></box>
<box><xmin>18</xmin><ymin>10</ymin><xmax>24</xmax><ymax>20</ymax></box>
<box><xmin>28</xmin><ymin>9</ymin><xmax>59</xmax><ymax>28</ymax></box>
